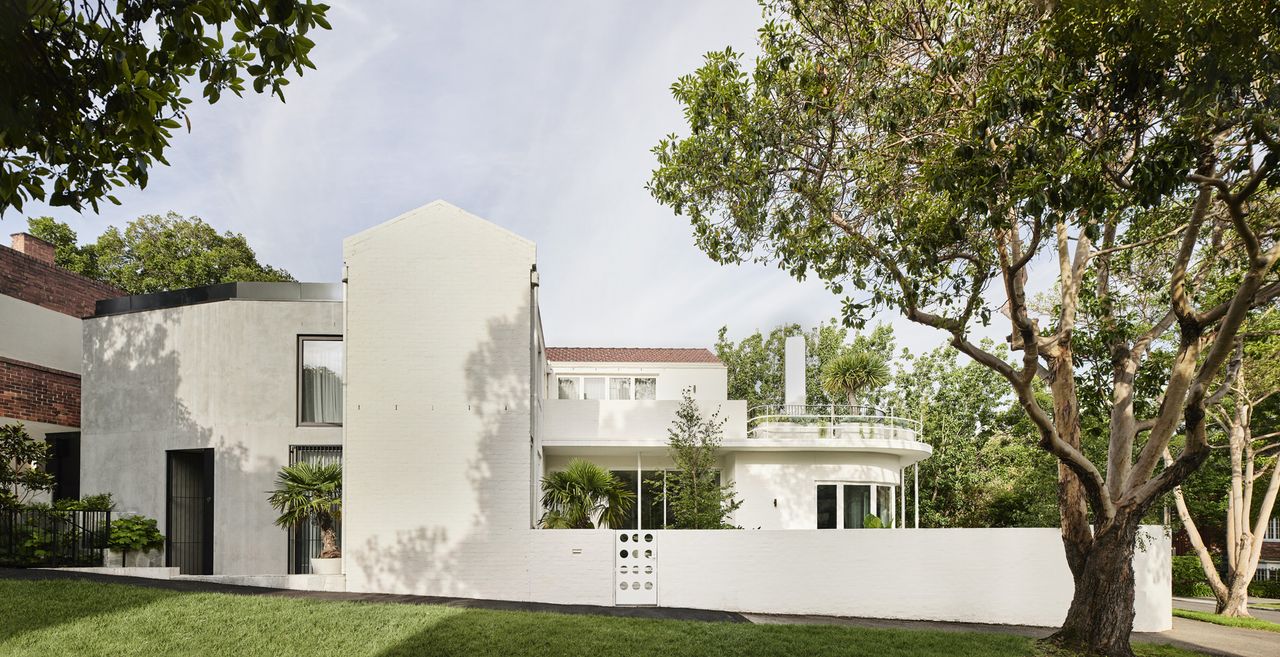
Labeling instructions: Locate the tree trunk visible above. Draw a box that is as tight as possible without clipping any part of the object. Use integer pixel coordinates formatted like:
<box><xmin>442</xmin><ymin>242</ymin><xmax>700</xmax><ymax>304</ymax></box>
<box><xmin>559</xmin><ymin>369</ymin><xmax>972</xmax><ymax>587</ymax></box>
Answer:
<box><xmin>318</xmin><ymin>515</ymin><xmax>340</xmax><ymax>558</ymax></box>
<box><xmin>1217</xmin><ymin>581</ymin><xmax>1251</xmax><ymax>617</ymax></box>
<box><xmin>1046</xmin><ymin>515</ymin><xmax>1141</xmax><ymax>657</ymax></box>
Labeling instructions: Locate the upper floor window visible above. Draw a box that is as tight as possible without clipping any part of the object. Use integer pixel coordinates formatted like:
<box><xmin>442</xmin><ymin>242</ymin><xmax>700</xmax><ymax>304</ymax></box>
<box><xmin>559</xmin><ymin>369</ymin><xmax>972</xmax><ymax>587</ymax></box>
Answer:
<box><xmin>299</xmin><ymin>336</ymin><xmax>343</xmax><ymax>425</ymax></box>
<box><xmin>1267</xmin><ymin>516</ymin><xmax>1280</xmax><ymax>541</ymax></box>
<box><xmin>557</xmin><ymin>375</ymin><xmax>657</xmax><ymax>400</ymax></box>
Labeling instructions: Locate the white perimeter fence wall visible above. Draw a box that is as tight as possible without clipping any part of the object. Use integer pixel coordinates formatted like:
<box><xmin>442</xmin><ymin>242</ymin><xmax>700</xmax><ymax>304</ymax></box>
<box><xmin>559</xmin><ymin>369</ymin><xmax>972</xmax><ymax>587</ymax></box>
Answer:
<box><xmin>519</xmin><ymin>526</ymin><xmax>1170</xmax><ymax>632</ymax></box>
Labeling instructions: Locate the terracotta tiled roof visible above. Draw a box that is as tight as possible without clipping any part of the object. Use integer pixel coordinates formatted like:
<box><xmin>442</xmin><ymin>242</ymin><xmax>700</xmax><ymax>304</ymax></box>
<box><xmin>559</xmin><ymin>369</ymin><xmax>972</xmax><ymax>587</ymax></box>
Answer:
<box><xmin>546</xmin><ymin>347</ymin><xmax>721</xmax><ymax>364</ymax></box>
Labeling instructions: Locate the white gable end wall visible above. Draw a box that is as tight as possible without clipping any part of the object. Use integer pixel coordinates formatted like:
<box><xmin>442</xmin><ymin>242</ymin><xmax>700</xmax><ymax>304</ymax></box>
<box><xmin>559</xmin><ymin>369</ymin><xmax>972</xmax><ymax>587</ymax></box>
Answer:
<box><xmin>342</xmin><ymin>202</ymin><xmax>542</xmax><ymax>598</ymax></box>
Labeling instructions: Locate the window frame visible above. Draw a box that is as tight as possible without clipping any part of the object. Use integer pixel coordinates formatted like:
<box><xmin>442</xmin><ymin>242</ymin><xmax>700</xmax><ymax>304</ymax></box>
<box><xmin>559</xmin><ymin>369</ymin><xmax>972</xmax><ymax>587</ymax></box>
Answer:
<box><xmin>297</xmin><ymin>335</ymin><xmax>344</xmax><ymax>427</ymax></box>
<box><xmin>554</xmin><ymin>374</ymin><xmax>659</xmax><ymax>400</ymax></box>
<box><xmin>815</xmin><ymin>481</ymin><xmax>896</xmax><ymax>529</ymax></box>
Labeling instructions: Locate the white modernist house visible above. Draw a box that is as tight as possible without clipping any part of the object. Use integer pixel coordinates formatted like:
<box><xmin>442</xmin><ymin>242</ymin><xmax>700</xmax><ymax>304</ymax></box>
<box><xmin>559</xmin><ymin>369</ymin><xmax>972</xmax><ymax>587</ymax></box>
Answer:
<box><xmin>78</xmin><ymin>200</ymin><xmax>1171</xmax><ymax>630</ymax></box>
<box><xmin>542</xmin><ymin>343</ymin><xmax>928</xmax><ymax>531</ymax></box>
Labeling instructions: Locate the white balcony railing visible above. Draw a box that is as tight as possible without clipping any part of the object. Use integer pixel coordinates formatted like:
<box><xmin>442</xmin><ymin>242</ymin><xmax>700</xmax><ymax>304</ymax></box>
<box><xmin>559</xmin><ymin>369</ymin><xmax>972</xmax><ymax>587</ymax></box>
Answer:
<box><xmin>748</xmin><ymin>404</ymin><xmax>923</xmax><ymax>442</ymax></box>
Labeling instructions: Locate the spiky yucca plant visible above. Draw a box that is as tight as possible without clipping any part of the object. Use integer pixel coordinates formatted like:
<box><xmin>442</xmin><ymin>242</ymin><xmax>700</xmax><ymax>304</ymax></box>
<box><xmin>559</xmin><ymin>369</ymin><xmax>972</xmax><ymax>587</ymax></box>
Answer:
<box><xmin>540</xmin><ymin>459</ymin><xmax>635</xmax><ymax>529</ymax></box>
<box><xmin>267</xmin><ymin>462</ymin><xmax>342</xmax><ymax>558</ymax></box>
<box><xmin>820</xmin><ymin>350</ymin><xmax>890</xmax><ymax>407</ymax></box>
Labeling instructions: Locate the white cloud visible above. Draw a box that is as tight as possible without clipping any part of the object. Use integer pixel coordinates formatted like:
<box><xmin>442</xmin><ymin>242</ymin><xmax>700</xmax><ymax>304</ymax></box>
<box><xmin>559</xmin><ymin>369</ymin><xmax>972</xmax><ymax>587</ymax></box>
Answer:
<box><xmin>11</xmin><ymin>1</ymin><xmax>1035</xmax><ymax>358</ymax></box>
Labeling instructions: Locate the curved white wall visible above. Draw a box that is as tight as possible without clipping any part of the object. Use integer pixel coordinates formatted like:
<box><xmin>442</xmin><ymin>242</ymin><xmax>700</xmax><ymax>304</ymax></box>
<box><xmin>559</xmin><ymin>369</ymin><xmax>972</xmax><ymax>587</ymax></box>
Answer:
<box><xmin>731</xmin><ymin>451</ymin><xmax>904</xmax><ymax>530</ymax></box>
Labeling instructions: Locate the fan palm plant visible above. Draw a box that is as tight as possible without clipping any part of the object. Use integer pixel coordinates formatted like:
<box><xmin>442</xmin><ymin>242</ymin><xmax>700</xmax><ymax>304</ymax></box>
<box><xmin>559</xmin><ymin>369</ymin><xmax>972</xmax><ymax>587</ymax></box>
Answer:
<box><xmin>820</xmin><ymin>350</ymin><xmax>890</xmax><ymax>407</ymax></box>
<box><xmin>267</xmin><ymin>462</ymin><xmax>342</xmax><ymax>558</ymax></box>
<box><xmin>539</xmin><ymin>459</ymin><xmax>635</xmax><ymax>529</ymax></box>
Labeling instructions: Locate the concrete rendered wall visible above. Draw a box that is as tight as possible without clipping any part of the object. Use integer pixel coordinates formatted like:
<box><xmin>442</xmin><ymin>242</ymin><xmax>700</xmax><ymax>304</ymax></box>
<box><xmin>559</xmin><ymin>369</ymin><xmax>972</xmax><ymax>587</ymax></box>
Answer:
<box><xmin>0</xmin><ymin>294</ymin><xmax>82</xmax><ymax>374</ymax></box>
<box><xmin>731</xmin><ymin>451</ymin><xmax>905</xmax><ymax>530</ymax></box>
<box><xmin>341</xmin><ymin>201</ymin><xmax>541</xmax><ymax>598</ymax></box>
<box><xmin>80</xmin><ymin>299</ymin><xmax>343</xmax><ymax>575</ymax></box>
<box><xmin>655</xmin><ymin>527</ymin><xmax>1171</xmax><ymax>631</ymax></box>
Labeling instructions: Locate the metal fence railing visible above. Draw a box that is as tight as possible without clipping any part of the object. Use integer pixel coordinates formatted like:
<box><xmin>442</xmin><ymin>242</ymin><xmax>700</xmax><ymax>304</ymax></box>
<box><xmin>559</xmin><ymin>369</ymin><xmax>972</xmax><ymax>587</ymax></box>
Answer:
<box><xmin>288</xmin><ymin>445</ymin><xmax>342</xmax><ymax>574</ymax></box>
<box><xmin>747</xmin><ymin>404</ymin><xmax>923</xmax><ymax>439</ymax></box>
<box><xmin>0</xmin><ymin>508</ymin><xmax>112</xmax><ymax>567</ymax></box>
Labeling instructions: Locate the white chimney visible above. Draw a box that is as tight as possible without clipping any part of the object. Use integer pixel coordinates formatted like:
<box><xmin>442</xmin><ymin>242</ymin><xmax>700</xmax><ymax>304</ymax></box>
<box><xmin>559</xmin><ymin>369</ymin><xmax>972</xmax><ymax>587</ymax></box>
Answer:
<box><xmin>784</xmin><ymin>335</ymin><xmax>806</xmax><ymax>407</ymax></box>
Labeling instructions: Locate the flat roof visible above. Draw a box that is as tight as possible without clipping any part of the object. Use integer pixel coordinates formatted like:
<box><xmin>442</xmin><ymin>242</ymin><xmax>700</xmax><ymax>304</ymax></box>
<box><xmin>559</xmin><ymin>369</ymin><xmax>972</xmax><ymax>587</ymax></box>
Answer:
<box><xmin>93</xmin><ymin>282</ymin><xmax>342</xmax><ymax>317</ymax></box>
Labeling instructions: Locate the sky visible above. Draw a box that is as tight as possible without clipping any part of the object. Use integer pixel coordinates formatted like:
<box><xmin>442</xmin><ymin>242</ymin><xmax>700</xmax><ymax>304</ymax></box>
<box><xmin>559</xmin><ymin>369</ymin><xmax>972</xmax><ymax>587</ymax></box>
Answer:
<box><xmin>14</xmin><ymin>1</ymin><xmax>1015</xmax><ymax>355</ymax></box>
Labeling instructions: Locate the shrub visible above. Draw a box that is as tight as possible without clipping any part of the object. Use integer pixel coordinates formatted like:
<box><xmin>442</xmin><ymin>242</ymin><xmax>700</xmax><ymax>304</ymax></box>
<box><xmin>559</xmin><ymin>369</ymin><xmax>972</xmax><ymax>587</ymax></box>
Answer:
<box><xmin>107</xmin><ymin>515</ymin><xmax>164</xmax><ymax>555</ymax></box>
<box><xmin>1250</xmin><ymin>578</ymin><xmax>1280</xmax><ymax>599</ymax></box>
<box><xmin>51</xmin><ymin>493</ymin><xmax>115</xmax><ymax>512</ymax></box>
<box><xmin>1171</xmin><ymin>554</ymin><xmax>1219</xmax><ymax>597</ymax></box>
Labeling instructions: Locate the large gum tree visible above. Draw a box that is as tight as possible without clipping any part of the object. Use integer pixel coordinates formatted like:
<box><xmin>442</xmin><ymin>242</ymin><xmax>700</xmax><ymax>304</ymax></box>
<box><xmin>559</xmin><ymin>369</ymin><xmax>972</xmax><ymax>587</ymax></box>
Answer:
<box><xmin>649</xmin><ymin>1</ymin><xmax>1280</xmax><ymax>655</ymax></box>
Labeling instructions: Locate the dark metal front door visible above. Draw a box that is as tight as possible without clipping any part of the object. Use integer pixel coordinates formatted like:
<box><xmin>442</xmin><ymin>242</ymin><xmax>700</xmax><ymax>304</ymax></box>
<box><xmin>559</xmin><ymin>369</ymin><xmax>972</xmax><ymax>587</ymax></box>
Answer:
<box><xmin>166</xmin><ymin>449</ymin><xmax>213</xmax><ymax>574</ymax></box>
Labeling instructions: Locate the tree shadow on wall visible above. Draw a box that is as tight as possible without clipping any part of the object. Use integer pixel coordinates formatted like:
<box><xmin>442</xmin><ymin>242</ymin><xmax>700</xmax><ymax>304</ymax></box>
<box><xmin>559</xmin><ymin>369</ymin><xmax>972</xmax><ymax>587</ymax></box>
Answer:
<box><xmin>82</xmin><ymin>309</ymin><xmax>281</xmax><ymax>572</ymax></box>
<box><xmin>351</xmin><ymin>300</ymin><xmax>532</xmax><ymax>597</ymax></box>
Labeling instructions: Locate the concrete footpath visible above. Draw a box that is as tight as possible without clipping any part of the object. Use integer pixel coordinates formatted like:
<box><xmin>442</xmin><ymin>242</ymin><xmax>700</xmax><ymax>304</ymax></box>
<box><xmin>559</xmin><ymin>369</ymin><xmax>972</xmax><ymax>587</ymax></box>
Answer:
<box><xmin>4</xmin><ymin>568</ymin><xmax>1276</xmax><ymax>657</ymax></box>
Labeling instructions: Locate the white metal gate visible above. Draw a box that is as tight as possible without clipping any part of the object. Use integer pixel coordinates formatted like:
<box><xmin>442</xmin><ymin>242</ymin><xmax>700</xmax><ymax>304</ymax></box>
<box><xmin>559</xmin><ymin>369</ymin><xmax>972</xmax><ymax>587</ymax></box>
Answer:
<box><xmin>614</xmin><ymin>531</ymin><xmax>657</xmax><ymax>605</ymax></box>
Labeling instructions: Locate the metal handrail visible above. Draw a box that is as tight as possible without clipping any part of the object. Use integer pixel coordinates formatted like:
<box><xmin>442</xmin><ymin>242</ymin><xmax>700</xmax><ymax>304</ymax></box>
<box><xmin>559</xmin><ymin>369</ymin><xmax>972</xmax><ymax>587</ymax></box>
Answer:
<box><xmin>747</xmin><ymin>403</ymin><xmax>923</xmax><ymax>435</ymax></box>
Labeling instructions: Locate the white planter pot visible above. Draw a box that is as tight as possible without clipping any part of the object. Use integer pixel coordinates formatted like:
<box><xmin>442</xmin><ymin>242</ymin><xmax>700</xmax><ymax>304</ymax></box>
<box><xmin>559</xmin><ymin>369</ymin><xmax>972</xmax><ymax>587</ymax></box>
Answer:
<box><xmin>103</xmin><ymin>548</ymin><xmax>163</xmax><ymax>568</ymax></box>
<box><xmin>310</xmin><ymin>557</ymin><xmax>342</xmax><ymax>575</ymax></box>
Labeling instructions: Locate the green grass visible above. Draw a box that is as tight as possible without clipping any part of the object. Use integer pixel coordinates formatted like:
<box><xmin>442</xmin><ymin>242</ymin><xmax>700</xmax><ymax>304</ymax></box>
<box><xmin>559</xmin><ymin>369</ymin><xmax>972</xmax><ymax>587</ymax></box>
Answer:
<box><xmin>1172</xmin><ymin>608</ymin><xmax>1280</xmax><ymax>634</ymax></box>
<box><xmin>0</xmin><ymin>579</ymin><xmax>1206</xmax><ymax>657</ymax></box>
<box><xmin>1252</xmin><ymin>602</ymin><xmax>1280</xmax><ymax>611</ymax></box>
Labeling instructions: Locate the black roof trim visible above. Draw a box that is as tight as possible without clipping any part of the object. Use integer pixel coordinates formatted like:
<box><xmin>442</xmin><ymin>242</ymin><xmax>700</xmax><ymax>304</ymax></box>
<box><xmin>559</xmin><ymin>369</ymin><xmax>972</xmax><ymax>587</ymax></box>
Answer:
<box><xmin>93</xmin><ymin>282</ymin><xmax>342</xmax><ymax>317</ymax></box>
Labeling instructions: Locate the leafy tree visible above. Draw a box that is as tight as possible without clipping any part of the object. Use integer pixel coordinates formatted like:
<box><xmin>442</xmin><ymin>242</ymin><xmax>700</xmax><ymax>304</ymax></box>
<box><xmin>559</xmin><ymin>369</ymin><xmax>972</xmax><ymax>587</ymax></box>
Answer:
<box><xmin>715</xmin><ymin>320</ymin><xmax>894</xmax><ymax>409</ymax></box>
<box><xmin>649</xmin><ymin>2</ymin><xmax>1280</xmax><ymax>654</ymax></box>
<box><xmin>888</xmin><ymin>344</ymin><xmax>1059</xmax><ymax>528</ymax></box>
<box><xmin>820</xmin><ymin>349</ymin><xmax>889</xmax><ymax>407</ymax></box>
<box><xmin>27</xmin><ymin>213</ymin><xmax>292</xmax><ymax>294</ymax></box>
<box><xmin>539</xmin><ymin>459</ymin><xmax>634</xmax><ymax>529</ymax></box>
<box><xmin>0</xmin><ymin>423</ymin><xmax>54</xmax><ymax>508</ymax></box>
<box><xmin>267</xmin><ymin>461</ymin><xmax>342</xmax><ymax>558</ymax></box>
<box><xmin>664</xmin><ymin>389</ymin><xmax>743</xmax><ymax>528</ymax></box>
<box><xmin>1170</xmin><ymin>311</ymin><xmax>1280</xmax><ymax>617</ymax></box>
<box><xmin>0</xmin><ymin>1</ymin><xmax>330</xmax><ymax>214</ymax></box>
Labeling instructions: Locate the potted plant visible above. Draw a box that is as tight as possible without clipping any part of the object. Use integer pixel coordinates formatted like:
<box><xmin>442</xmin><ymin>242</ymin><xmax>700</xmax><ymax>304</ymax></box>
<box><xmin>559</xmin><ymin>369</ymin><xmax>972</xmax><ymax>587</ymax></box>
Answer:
<box><xmin>267</xmin><ymin>461</ymin><xmax>343</xmax><ymax>575</ymax></box>
<box><xmin>105</xmin><ymin>515</ymin><xmax>164</xmax><ymax>567</ymax></box>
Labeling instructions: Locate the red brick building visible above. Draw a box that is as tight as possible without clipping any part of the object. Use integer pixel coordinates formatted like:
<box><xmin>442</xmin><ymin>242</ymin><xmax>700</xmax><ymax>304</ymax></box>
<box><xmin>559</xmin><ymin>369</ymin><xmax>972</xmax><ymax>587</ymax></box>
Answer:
<box><xmin>1</xmin><ymin>232</ymin><xmax>122</xmax><ymax>500</ymax></box>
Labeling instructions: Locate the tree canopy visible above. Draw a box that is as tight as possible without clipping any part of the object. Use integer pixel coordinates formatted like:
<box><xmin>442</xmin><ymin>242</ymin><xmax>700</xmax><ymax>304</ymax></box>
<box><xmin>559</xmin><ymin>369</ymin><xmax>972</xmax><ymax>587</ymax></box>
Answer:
<box><xmin>651</xmin><ymin>2</ymin><xmax>1280</xmax><ymax>654</ymax></box>
<box><xmin>28</xmin><ymin>213</ymin><xmax>293</xmax><ymax>294</ymax></box>
<box><xmin>0</xmin><ymin>1</ymin><xmax>330</xmax><ymax>215</ymax></box>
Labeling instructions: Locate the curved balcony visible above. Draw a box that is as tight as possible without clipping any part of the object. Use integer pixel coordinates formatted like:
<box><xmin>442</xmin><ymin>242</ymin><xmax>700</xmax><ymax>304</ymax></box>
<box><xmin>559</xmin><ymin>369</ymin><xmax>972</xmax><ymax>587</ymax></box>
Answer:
<box><xmin>746</xmin><ymin>404</ymin><xmax>932</xmax><ymax>464</ymax></box>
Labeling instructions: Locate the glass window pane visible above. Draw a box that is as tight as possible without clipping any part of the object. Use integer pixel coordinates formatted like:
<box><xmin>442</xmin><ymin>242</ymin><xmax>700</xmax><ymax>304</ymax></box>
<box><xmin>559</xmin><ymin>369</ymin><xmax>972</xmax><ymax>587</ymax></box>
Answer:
<box><xmin>877</xmin><ymin>486</ymin><xmax>893</xmax><ymax>527</ymax></box>
<box><xmin>557</xmin><ymin>378</ymin><xmax>578</xmax><ymax>399</ymax></box>
<box><xmin>609</xmin><ymin>470</ymin><xmax>638</xmax><ymax>530</ymax></box>
<box><xmin>816</xmin><ymin>485</ymin><xmax>837</xmax><ymax>529</ymax></box>
<box><xmin>635</xmin><ymin>378</ymin><xmax>657</xmax><ymax>400</ymax></box>
<box><xmin>301</xmin><ymin>339</ymin><xmax>343</xmax><ymax>424</ymax></box>
<box><xmin>843</xmin><ymin>485</ymin><xmax>871</xmax><ymax>528</ymax></box>
<box><xmin>583</xmin><ymin>377</ymin><xmax>606</xmax><ymax>400</ymax></box>
<box><xmin>609</xmin><ymin>377</ymin><xmax>631</xmax><ymax>400</ymax></box>
<box><xmin>641</xmin><ymin>471</ymin><xmax>665</xmax><ymax>529</ymax></box>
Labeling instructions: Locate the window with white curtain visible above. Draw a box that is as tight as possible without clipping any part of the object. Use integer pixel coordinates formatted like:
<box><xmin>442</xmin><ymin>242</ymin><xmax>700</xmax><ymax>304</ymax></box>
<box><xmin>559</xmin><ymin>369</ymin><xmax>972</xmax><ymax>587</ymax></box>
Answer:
<box><xmin>582</xmin><ymin>377</ymin><xmax>606</xmax><ymax>400</ymax></box>
<box><xmin>609</xmin><ymin>377</ymin><xmax>631</xmax><ymax>400</ymax></box>
<box><xmin>555</xmin><ymin>375</ymin><xmax>659</xmax><ymax>400</ymax></box>
<box><xmin>299</xmin><ymin>337</ymin><xmax>343</xmax><ymax>425</ymax></box>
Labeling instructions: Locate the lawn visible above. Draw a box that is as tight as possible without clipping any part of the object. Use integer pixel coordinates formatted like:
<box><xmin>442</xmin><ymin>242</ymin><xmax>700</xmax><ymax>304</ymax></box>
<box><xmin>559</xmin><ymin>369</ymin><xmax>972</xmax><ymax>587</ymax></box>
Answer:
<box><xmin>0</xmin><ymin>579</ymin><xmax>1206</xmax><ymax>657</ymax></box>
<box><xmin>1172</xmin><ymin>608</ymin><xmax>1280</xmax><ymax>634</ymax></box>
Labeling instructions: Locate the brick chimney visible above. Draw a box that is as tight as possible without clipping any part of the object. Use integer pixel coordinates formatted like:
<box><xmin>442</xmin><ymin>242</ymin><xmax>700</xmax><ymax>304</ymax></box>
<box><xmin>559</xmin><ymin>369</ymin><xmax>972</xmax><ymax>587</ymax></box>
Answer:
<box><xmin>10</xmin><ymin>233</ymin><xmax>56</xmax><ymax>265</ymax></box>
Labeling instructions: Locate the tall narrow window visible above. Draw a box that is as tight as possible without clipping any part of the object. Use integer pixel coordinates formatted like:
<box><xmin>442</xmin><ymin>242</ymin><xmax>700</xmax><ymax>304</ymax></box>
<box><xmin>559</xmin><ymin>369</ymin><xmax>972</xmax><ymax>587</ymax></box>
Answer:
<box><xmin>557</xmin><ymin>377</ymin><xmax>578</xmax><ymax>400</ymax></box>
<box><xmin>816</xmin><ymin>484</ymin><xmax>838</xmax><ymax>529</ymax></box>
<box><xmin>877</xmin><ymin>485</ymin><xmax>894</xmax><ymax>527</ymax></box>
<box><xmin>609</xmin><ymin>377</ymin><xmax>632</xmax><ymax>400</ymax></box>
<box><xmin>299</xmin><ymin>337</ymin><xmax>343</xmax><ymax>425</ymax></box>
<box><xmin>843</xmin><ymin>485</ymin><xmax>872</xmax><ymax>528</ymax></box>
<box><xmin>582</xmin><ymin>377</ymin><xmax>606</xmax><ymax>400</ymax></box>
<box><xmin>635</xmin><ymin>377</ymin><xmax>657</xmax><ymax>400</ymax></box>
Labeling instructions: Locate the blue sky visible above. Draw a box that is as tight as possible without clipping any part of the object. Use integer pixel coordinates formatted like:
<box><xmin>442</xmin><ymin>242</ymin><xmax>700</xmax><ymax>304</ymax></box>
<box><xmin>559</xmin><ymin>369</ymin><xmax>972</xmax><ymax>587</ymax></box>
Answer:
<box><xmin>14</xmin><ymin>1</ymin><xmax>1010</xmax><ymax>354</ymax></box>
